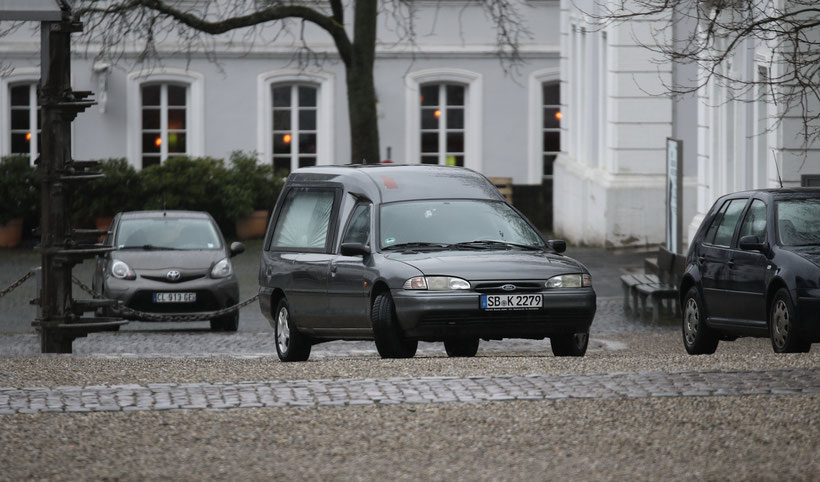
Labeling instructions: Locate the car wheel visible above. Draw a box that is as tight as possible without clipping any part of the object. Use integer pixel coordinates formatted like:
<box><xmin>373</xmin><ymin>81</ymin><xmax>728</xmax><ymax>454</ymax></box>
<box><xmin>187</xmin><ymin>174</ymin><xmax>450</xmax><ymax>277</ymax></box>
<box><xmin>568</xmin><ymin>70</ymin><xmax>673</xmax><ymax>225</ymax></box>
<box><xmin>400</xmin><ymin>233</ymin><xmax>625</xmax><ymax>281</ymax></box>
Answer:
<box><xmin>681</xmin><ymin>287</ymin><xmax>719</xmax><ymax>355</ymax></box>
<box><xmin>444</xmin><ymin>338</ymin><xmax>480</xmax><ymax>357</ymax></box>
<box><xmin>371</xmin><ymin>292</ymin><xmax>418</xmax><ymax>359</ymax></box>
<box><xmin>550</xmin><ymin>331</ymin><xmax>589</xmax><ymax>357</ymax></box>
<box><xmin>769</xmin><ymin>288</ymin><xmax>811</xmax><ymax>354</ymax></box>
<box><xmin>274</xmin><ymin>298</ymin><xmax>311</xmax><ymax>362</ymax></box>
<box><xmin>210</xmin><ymin>312</ymin><xmax>239</xmax><ymax>332</ymax></box>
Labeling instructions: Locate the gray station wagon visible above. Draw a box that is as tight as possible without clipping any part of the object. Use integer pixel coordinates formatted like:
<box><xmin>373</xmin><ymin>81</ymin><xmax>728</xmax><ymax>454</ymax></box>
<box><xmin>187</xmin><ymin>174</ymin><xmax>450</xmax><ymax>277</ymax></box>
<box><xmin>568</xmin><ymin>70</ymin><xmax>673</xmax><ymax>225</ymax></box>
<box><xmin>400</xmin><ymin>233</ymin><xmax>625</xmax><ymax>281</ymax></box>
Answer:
<box><xmin>258</xmin><ymin>165</ymin><xmax>596</xmax><ymax>361</ymax></box>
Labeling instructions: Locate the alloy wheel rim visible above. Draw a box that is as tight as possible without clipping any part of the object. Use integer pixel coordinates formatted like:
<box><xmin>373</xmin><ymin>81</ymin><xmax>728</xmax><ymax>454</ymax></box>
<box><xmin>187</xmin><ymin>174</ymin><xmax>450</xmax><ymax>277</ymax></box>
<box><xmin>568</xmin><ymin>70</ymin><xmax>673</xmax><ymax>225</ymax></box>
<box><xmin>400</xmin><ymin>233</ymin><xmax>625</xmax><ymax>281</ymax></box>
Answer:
<box><xmin>772</xmin><ymin>300</ymin><xmax>789</xmax><ymax>349</ymax></box>
<box><xmin>277</xmin><ymin>307</ymin><xmax>290</xmax><ymax>353</ymax></box>
<box><xmin>683</xmin><ymin>298</ymin><xmax>698</xmax><ymax>345</ymax></box>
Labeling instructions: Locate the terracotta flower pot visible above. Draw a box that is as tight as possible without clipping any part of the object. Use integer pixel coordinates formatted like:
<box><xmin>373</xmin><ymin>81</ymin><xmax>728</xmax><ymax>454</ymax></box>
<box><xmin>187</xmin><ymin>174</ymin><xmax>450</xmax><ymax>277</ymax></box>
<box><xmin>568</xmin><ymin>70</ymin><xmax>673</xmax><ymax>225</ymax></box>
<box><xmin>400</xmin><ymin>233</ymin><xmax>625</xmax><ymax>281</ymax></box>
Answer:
<box><xmin>0</xmin><ymin>218</ymin><xmax>23</xmax><ymax>248</ymax></box>
<box><xmin>235</xmin><ymin>209</ymin><xmax>269</xmax><ymax>240</ymax></box>
<box><xmin>95</xmin><ymin>216</ymin><xmax>114</xmax><ymax>243</ymax></box>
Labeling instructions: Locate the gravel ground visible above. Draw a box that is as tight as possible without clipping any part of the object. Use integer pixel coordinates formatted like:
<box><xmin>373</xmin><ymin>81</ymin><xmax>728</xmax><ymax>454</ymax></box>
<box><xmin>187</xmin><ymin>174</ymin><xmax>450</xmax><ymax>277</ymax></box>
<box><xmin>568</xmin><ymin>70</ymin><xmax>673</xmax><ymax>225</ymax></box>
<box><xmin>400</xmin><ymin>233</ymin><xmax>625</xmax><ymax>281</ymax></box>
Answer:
<box><xmin>0</xmin><ymin>333</ymin><xmax>816</xmax><ymax>388</ymax></box>
<box><xmin>2</xmin><ymin>395</ymin><xmax>818</xmax><ymax>481</ymax></box>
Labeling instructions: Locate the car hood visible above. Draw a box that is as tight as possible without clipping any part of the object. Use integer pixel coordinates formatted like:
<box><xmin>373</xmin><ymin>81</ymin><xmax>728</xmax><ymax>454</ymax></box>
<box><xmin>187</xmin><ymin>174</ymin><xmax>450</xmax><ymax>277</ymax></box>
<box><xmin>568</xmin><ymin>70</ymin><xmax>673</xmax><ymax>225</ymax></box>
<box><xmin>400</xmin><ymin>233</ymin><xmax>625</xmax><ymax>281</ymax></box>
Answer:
<box><xmin>385</xmin><ymin>250</ymin><xmax>586</xmax><ymax>280</ymax></box>
<box><xmin>112</xmin><ymin>249</ymin><xmax>226</xmax><ymax>270</ymax></box>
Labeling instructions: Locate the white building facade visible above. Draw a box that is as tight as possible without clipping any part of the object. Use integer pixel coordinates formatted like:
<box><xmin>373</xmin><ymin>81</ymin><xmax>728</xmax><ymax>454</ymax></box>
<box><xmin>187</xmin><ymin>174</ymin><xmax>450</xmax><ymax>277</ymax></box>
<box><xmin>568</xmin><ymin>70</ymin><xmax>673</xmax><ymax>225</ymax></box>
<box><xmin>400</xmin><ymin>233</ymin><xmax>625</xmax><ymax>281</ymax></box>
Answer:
<box><xmin>556</xmin><ymin>0</ymin><xmax>820</xmax><ymax>249</ymax></box>
<box><xmin>0</xmin><ymin>1</ymin><xmax>565</xmax><ymax>228</ymax></box>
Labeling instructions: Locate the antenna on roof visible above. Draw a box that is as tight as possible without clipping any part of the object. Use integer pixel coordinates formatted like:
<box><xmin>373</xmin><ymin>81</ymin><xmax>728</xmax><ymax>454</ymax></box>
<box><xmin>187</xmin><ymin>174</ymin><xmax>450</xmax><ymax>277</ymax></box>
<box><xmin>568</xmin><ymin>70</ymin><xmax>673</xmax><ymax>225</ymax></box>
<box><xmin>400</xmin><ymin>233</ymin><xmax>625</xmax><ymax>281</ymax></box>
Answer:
<box><xmin>771</xmin><ymin>149</ymin><xmax>783</xmax><ymax>188</ymax></box>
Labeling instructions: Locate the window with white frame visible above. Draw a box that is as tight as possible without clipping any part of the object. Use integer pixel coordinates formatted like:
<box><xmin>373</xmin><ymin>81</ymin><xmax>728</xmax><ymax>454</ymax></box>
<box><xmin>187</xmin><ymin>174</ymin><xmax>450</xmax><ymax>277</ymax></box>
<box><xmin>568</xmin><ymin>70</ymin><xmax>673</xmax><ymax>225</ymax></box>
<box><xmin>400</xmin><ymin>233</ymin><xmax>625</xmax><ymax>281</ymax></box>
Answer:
<box><xmin>272</xmin><ymin>84</ymin><xmax>318</xmax><ymax>175</ymax></box>
<box><xmin>141</xmin><ymin>83</ymin><xmax>188</xmax><ymax>168</ymax></box>
<box><xmin>542</xmin><ymin>82</ymin><xmax>561</xmax><ymax>176</ymax></box>
<box><xmin>9</xmin><ymin>83</ymin><xmax>40</xmax><ymax>162</ymax></box>
<box><xmin>419</xmin><ymin>83</ymin><xmax>465</xmax><ymax>166</ymax></box>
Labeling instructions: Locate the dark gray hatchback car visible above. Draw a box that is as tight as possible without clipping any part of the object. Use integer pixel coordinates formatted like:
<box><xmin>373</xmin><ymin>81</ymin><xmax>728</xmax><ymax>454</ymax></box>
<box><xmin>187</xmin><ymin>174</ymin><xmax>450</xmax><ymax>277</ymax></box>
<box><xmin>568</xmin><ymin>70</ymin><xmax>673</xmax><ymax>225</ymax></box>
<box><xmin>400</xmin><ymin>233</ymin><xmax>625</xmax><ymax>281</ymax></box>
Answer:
<box><xmin>259</xmin><ymin>165</ymin><xmax>596</xmax><ymax>361</ymax></box>
<box><xmin>93</xmin><ymin>210</ymin><xmax>245</xmax><ymax>331</ymax></box>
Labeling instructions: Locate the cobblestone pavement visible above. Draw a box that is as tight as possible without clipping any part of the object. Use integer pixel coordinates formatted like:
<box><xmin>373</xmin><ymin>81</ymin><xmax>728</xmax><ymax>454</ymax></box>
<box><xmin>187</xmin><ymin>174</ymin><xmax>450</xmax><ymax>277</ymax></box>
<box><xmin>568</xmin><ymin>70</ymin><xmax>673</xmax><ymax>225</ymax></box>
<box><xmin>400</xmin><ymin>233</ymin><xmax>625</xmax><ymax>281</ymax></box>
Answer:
<box><xmin>2</xmin><ymin>368</ymin><xmax>818</xmax><ymax>415</ymax></box>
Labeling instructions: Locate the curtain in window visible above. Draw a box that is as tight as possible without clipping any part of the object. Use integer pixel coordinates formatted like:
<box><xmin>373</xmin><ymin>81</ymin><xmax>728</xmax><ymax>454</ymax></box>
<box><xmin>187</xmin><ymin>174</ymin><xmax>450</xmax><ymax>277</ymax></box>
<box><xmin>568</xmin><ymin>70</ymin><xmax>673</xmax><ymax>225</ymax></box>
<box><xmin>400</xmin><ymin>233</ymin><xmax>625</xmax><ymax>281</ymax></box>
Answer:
<box><xmin>272</xmin><ymin>190</ymin><xmax>334</xmax><ymax>249</ymax></box>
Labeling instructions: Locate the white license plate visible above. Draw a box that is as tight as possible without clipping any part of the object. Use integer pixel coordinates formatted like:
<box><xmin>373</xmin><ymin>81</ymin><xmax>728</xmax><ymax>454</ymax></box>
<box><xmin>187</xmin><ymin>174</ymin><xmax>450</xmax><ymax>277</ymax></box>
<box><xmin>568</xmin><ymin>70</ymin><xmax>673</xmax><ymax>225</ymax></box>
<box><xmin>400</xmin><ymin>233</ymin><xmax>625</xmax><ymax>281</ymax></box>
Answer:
<box><xmin>480</xmin><ymin>294</ymin><xmax>542</xmax><ymax>311</ymax></box>
<box><xmin>153</xmin><ymin>292</ymin><xmax>197</xmax><ymax>303</ymax></box>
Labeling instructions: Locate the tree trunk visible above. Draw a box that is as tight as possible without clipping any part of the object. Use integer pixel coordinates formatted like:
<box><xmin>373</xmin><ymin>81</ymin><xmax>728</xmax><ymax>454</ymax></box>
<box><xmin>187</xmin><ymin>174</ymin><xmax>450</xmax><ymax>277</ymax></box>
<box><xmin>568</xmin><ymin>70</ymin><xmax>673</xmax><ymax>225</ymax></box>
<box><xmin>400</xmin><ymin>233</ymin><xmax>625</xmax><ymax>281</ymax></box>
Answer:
<box><xmin>347</xmin><ymin>0</ymin><xmax>380</xmax><ymax>165</ymax></box>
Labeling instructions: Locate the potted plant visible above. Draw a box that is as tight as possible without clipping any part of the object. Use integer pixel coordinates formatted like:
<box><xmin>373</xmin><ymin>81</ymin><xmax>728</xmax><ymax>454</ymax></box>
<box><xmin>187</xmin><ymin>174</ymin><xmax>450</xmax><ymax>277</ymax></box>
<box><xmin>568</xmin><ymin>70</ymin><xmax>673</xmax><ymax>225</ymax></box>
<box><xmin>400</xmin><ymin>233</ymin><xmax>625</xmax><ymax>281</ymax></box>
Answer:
<box><xmin>225</xmin><ymin>151</ymin><xmax>284</xmax><ymax>240</ymax></box>
<box><xmin>0</xmin><ymin>155</ymin><xmax>38</xmax><ymax>248</ymax></box>
<box><xmin>139</xmin><ymin>155</ymin><xmax>231</xmax><ymax>230</ymax></box>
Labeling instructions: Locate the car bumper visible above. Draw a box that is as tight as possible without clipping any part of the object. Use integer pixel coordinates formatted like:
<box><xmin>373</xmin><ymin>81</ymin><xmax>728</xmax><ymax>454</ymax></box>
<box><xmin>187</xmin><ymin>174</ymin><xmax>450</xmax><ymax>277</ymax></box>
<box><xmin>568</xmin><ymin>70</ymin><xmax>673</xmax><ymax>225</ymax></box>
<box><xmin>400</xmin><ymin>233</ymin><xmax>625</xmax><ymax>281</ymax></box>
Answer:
<box><xmin>104</xmin><ymin>275</ymin><xmax>239</xmax><ymax>321</ymax></box>
<box><xmin>392</xmin><ymin>289</ymin><xmax>596</xmax><ymax>341</ymax></box>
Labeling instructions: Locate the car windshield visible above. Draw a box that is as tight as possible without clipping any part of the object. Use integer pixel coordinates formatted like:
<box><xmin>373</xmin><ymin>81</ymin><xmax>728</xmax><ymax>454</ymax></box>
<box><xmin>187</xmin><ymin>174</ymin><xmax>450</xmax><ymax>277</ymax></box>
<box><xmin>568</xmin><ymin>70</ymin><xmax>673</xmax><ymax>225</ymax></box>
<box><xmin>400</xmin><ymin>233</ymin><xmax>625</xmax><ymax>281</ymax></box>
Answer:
<box><xmin>116</xmin><ymin>217</ymin><xmax>223</xmax><ymax>250</ymax></box>
<box><xmin>776</xmin><ymin>198</ymin><xmax>820</xmax><ymax>246</ymax></box>
<box><xmin>379</xmin><ymin>200</ymin><xmax>545</xmax><ymax>251</ymax></box>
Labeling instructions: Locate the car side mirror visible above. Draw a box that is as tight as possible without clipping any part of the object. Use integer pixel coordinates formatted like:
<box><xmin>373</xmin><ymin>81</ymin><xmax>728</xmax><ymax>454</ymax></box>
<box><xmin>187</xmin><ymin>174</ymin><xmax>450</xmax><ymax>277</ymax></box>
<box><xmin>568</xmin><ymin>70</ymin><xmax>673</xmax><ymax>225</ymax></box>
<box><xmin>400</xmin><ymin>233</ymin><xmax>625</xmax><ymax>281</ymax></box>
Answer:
<box><xmin>548</xmin><ymin>240</ymin><xmax>567</xmax><ymax>253</ymax></box>
<box><xmin>230</xmin><ymin>241</ymin><xmax>246</xmax><ymax>257</ymax></box>
<box><xmin>739</xmin><ymin>235</ymin><xmax>767</xmax><ymax>252</ymax></box>
<box><xmin>340</xmin><ymin>242</ymin><xmax>370</xmax><ymax>257</ymax></box>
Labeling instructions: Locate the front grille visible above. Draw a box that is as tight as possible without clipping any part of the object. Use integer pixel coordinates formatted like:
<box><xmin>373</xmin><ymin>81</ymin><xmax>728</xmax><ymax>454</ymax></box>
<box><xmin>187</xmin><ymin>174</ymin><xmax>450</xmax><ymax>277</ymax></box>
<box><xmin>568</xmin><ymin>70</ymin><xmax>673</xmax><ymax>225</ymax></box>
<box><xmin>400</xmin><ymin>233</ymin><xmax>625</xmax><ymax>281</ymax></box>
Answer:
<box><xmin>141</xmin><ymin>273</ymin><xmax>207</xmax><ymax>283</ymax></box>
<box><xmin>127</xmin><ymin>290</ymin><xmax>220</xmax><ymax>313</ymax></box>
<box><xmin>473</xmin><ymin>281</ymin><xmax>543</xmax><ymax>294</ymax></box>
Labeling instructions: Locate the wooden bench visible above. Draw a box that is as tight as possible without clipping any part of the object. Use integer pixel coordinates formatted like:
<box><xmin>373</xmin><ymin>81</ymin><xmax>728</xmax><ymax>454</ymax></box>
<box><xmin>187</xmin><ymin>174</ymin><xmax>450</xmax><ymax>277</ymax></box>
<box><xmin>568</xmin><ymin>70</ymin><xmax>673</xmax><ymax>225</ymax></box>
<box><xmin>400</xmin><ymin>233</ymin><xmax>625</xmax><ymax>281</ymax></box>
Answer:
<box><xmin>635</xmin><ymin>282</ymin><xmax>678</xmax><ymax>323</ymax></box>
<box><xmin>620</xmin><ymin>273</ymin><xmax>660</xmax><ymax>315</ymax></box>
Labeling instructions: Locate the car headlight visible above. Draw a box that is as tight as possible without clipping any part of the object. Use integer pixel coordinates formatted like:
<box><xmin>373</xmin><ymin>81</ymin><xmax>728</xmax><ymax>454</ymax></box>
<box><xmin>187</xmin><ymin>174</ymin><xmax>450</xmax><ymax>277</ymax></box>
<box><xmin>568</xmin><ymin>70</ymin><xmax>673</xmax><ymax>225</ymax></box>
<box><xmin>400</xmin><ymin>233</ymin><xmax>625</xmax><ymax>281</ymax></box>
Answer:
<box><xmin>403</xmin><ymin>276</ymin><xmax>471</xmax><ymax>291</ymax></box>
<box><xmin>545</xmin><ymin>274</ymin><xmax>592</xmax><ymax>288</ymax></box>
<box><xmin>110</xmin><ymin>260</ymin><xmax>136</xmax><ymax>280</ymax></box>
<box><xmin>211</xmin><ymin>258</ymin><xmax>233</xmax><ymax>278</ymax></box>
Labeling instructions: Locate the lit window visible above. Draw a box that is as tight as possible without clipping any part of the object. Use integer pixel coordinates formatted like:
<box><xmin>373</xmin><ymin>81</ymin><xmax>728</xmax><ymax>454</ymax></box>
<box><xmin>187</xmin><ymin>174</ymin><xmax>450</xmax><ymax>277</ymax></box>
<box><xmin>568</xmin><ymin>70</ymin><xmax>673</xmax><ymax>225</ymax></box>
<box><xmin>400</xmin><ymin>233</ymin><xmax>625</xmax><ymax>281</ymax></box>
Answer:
<box><xmin>542</xmin><ymin>82</ymin><xmax>560</xmax><ymax>177</ymax></box>
<box><xmin>141</xmin><ymin>83</ymin><xmax>187</xmax><ymax>168</ymax></box>
<box><xmin>9</xmin><ymin>83</ymin><xmax>40</xmax><ymax>162</ymax></box>
<box><xmin>419</xmin><ymin>83</ymin><xmax>465</xmax><ymax>166</ymax></box>
<box><xmin>272</xmin><ymin>84</ymin><xmax>318</xmax><ymax>176</ymax></box>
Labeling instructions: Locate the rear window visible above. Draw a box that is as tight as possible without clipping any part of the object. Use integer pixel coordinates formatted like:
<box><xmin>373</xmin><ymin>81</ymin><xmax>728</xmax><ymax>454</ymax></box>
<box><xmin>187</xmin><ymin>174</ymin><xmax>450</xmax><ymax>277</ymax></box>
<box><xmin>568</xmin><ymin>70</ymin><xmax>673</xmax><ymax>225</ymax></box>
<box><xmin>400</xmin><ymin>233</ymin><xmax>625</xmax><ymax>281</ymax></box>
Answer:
<box><xmin>704</xmin><ymin>198</ymin><xmax>747</xmax><ymax>247</ymax></box>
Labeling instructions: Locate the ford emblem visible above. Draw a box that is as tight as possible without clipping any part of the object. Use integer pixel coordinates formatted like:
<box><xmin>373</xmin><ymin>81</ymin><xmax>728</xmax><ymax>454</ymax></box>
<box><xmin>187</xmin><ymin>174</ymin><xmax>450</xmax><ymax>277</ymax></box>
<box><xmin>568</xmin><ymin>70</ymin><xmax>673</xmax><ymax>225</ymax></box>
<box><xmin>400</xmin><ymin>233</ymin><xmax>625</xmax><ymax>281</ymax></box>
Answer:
<box><xmin>501</xmin><ymin>284</ymin><xmax>516</xmax><ymax>291</ymax></box>
<box><xmin>166</xmin><ymin>270</ymin><xmax>181</xmax><ymax>281</ymax></box>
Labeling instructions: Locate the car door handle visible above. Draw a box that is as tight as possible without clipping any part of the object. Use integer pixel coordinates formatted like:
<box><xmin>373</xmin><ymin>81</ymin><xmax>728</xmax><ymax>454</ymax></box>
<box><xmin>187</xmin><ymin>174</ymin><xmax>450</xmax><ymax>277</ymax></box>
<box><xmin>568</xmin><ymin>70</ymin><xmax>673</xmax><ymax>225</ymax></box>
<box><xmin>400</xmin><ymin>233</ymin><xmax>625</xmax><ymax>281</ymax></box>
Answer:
<box><xmin>330</xmin><ymin>265</ymin><xmax>338</xmax><ymax>274</ymax></box>
<box><xmin>727</xmin><ymin>259</ymin><xmax>735</xmax><ymax>268</ymax></box>
<box><xmin>697</xmin><ymin>255</ymin><xmax>706</xmax><ymax>265</ymax></box>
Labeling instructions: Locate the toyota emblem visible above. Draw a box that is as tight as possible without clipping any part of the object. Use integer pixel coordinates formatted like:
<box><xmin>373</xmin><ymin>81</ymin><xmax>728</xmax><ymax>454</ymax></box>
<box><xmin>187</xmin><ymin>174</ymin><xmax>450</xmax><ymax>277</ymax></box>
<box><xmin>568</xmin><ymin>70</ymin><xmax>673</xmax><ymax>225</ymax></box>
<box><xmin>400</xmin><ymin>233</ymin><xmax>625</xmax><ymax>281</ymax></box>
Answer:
<box><xmin>501</xmin><ymin>284</ymin><xmax>516</xmax><ymax>291</ymax></box>
<box><xmin>166</xmin><ymin>270</ymin><xmax>181</xmax><ymax>281</ymax></box>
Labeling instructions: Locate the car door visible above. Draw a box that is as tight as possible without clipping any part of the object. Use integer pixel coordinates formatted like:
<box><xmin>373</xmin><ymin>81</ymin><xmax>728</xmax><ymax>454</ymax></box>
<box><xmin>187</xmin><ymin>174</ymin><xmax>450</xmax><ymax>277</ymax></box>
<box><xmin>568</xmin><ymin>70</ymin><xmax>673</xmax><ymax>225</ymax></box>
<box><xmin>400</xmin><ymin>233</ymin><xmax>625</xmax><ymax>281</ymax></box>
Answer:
<box><xmin>698</xmin><ymin>197</ymin><xmax>748</xmax><ymax>321</ymax></box>
<box><xmin>326</xmin><ymin>202</ymin><xmax>372</xmax><ymax>332</ymax></box>
<box><xmin>723</xmin><ymin>198</ymin><xmax>769</xmax><ymax>325</ymax></box>
<box><xmin>263</xmin><ymin>186</ymin><xmax>340</xmax><ymax>329</ymax></box>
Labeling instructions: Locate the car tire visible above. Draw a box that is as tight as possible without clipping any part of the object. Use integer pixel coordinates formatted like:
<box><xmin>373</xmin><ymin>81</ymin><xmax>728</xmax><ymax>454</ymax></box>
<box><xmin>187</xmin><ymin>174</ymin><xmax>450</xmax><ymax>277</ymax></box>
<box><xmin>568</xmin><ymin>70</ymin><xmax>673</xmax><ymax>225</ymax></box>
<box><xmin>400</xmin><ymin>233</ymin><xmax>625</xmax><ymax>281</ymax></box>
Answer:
<box><xmin>274</xmin><ymin>298</ymin><xmax>311</xmax><ymax>362</ymax></box>
<box><xmin>769</xmin><ymin>288</ymin><xmax>811</xmax><ymax>354</ymax></box>
<box><xmin>371</xmin><ymin>292</ymin><xmax>418</xmax><ymax>359</ymax></box>
<box><xmin>681</xmin><ymin>287</ymin><xmax>719</xmax><ymax>355</ymax></box>
<box><xmin>211</xmin><ymin>312</ymin><xmax>239</xmax><ymax>332</ymax></box>
<box><xmin>444</xmin><ymin>338</ymin><xmax>480</xmax><ymax>357</ymax></box>
<box><xmin>550</xmin><ymin>331</ymin><xmax>589</xmax><ymax>357</ymax></box>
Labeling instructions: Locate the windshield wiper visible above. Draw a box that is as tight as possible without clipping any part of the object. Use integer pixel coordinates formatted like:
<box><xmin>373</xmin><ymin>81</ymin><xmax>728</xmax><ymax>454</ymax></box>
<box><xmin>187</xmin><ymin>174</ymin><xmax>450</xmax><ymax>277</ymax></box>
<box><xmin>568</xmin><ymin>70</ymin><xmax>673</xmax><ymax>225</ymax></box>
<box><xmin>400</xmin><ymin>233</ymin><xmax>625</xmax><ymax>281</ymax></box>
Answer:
<box><xmin>119</xmin><ymin>244</ymin><xmax>181</xmax><ymax>250</ymax></box>
<box><xmin>450</xmin><ymin>240</ymin><xmax>542</xmax><ymax>251</ymax></box>
<box><xmin>382</xmin><ymin>242</ymin><xmax>450</xmax><ymax>251</ymax></box>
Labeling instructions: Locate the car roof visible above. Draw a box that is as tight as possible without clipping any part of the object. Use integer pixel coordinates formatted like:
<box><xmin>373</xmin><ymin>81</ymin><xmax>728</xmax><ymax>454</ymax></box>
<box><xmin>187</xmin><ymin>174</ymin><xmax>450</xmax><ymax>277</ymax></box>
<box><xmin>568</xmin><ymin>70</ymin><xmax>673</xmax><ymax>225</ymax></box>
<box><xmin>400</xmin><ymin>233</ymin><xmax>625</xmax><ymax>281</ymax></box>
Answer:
<box><xmin>285</xmin><ymin>164</ymin><xmax>506</xmax><ymax>203</ymax></box>
<box><xmin>119</xmin><ymin>210</ymin><xmax>213</xmax><ymax>220</ymax></box>
<box><xmin>718</xmin><ymin>187</ymin><xmax>820</xmax><ymax>201</ymax></box>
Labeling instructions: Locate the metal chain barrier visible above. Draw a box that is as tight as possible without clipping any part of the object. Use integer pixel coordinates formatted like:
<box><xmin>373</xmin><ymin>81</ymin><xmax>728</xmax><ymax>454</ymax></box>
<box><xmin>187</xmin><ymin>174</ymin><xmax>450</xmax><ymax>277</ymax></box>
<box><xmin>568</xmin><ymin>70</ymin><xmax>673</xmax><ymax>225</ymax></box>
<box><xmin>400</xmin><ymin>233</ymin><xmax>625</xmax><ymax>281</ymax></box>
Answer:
<box><xmin>71</xmin><ymin>276</ymin><xmax>259</xmax><ymax>322</ymax></box>
<box><xmin>0</xmin><ymin>270</ymin><xmax>36</xmax><ymax>299</ymax></box>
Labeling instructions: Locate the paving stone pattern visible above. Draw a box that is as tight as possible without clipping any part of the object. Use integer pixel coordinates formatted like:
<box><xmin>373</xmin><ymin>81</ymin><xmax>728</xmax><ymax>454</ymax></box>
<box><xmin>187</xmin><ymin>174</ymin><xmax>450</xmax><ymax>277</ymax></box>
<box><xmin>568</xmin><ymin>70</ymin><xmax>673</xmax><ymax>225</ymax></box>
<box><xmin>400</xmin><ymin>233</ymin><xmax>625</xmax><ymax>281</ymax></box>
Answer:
<box><xmin>1</xmin><ymin>368</ymin><xmax>817</xmax><ymax>415</ymax></box>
